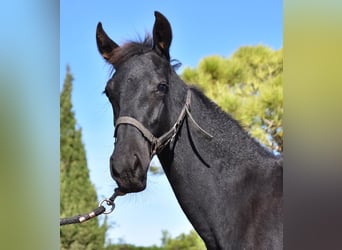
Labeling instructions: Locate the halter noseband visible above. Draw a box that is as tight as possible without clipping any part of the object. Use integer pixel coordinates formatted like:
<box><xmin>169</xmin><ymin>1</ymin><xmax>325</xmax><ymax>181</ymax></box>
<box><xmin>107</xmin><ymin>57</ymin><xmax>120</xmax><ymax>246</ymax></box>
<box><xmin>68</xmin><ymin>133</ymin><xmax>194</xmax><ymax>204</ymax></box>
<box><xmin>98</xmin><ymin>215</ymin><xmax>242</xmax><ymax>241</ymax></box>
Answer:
<box><xmin>114</xmin><ymin>89</ymin><xmax>213</xmax><ymax>157</ymax></box>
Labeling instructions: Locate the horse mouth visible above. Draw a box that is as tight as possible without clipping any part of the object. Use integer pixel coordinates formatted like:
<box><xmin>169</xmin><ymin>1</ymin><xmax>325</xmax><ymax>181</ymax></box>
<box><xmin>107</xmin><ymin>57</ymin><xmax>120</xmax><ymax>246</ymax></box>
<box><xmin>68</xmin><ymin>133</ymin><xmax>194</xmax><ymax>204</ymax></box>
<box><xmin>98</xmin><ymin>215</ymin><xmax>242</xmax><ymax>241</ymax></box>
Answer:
<box><xmin>115</xmin><ymin>178</ymin><xmax>147</xmax><ymax>194</ymax></box>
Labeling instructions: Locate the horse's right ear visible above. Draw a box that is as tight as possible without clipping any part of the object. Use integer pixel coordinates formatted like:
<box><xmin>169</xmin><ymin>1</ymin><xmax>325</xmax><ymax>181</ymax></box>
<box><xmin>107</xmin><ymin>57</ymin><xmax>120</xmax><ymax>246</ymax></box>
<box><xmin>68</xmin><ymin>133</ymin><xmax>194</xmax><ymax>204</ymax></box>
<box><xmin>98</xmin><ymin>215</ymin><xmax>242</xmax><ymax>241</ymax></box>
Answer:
<box><xmin>96</xmin><ymin>22</ymin><xmax>119</xmax><ymax>61</ymax></box>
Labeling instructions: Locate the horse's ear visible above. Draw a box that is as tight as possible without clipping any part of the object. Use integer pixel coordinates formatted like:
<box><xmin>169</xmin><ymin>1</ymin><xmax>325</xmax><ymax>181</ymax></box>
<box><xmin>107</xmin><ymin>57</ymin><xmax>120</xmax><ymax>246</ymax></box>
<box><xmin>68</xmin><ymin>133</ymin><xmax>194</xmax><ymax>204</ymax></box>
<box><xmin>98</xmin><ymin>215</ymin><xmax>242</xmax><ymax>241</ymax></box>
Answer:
<box><xmin>153</xmin><ymin>11</ymin><xmax>172</xmax><ymax>61</ymax></box>
<box><xmin>96</xmin><ymin>22</ymin><xmax>119</xmax><ymax>62</ymax></box>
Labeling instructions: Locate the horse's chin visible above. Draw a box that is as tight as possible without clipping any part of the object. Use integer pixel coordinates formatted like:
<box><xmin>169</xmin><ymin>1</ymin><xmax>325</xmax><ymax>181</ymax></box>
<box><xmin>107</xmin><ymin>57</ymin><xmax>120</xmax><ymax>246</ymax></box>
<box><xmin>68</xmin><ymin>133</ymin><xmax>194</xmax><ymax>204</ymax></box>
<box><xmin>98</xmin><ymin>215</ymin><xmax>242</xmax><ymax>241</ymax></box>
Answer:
<box><xmin>114</xmin><ymin>188</ymin><xmax>127</xmax><ymax>196</ymax></box>
<box><xmin>116</xmin><ymin>180</ymin><xmax>147</xmax><ymax>194</ymax></box>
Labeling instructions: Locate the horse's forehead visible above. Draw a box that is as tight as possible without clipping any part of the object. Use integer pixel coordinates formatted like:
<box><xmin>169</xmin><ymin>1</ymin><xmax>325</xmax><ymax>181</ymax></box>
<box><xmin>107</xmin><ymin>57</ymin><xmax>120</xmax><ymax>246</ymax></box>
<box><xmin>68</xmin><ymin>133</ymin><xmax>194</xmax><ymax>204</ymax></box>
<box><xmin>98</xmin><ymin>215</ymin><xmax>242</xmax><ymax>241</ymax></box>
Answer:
<box><xmin>120</xmin><ymin>53</ymin><xmax>165</xmax><ymax>75</ymax></box>
<box><xmin>122</xmin><ymin>53</ymin><xmax>148</xmax><ymax>67</ymax></box>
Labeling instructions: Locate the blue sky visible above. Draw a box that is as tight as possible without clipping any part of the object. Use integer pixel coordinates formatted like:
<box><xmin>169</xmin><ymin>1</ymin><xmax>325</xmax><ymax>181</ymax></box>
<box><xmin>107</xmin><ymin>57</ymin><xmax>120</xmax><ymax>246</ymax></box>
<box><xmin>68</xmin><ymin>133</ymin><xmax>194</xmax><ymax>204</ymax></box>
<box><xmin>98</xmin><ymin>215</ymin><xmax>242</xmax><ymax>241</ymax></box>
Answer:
<box><xmin>60</xmin><ymin>0</ymin><xmax>282</xmax><ymax>246</ymax></box>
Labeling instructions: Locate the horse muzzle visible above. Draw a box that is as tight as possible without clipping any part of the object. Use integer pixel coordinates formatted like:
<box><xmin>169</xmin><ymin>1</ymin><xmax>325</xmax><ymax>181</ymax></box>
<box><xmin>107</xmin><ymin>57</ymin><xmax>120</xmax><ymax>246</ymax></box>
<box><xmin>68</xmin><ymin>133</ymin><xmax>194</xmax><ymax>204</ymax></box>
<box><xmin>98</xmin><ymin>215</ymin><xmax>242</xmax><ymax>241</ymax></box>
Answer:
<box><xmin>109</xmin><ymin>128</ymin><xmax>151</xmax><ymax>193</ymax></box>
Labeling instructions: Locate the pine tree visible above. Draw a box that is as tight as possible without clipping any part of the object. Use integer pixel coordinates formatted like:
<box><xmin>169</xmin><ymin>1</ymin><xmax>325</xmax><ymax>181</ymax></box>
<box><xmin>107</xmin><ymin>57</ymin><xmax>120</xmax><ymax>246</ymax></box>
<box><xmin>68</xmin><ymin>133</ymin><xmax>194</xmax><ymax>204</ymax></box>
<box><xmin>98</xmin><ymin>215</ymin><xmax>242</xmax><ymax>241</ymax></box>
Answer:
<box><xmin>60</xmin><ymin>65</ymin><xmax>107</xmax><ymax>250</ymax></box>
<box><xmin>182</xmin><ymin>45</ymin><xmax>283</xmax><ymax>152</ymax></box>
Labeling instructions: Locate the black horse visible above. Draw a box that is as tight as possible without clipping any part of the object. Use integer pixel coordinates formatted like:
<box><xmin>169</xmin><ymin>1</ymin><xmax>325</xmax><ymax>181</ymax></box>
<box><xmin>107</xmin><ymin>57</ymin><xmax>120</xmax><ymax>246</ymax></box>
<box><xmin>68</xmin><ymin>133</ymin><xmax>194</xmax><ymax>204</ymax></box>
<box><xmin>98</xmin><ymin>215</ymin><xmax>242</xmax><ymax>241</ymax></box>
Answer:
<box><xmin>96</xmin><ymin>11</ymin><xmax>283</xmax><ymax>250</ymax></box>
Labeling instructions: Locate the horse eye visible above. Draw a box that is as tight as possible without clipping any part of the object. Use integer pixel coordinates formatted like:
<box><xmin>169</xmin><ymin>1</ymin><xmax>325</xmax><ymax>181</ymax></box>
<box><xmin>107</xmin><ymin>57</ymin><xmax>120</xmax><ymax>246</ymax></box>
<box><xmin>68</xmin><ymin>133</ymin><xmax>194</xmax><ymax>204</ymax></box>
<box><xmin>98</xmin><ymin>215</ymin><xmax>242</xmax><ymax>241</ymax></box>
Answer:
<box><xmin>157</xmin><ymin>83</ymin><xmax>169</xmax><ymax>93</ymax></box>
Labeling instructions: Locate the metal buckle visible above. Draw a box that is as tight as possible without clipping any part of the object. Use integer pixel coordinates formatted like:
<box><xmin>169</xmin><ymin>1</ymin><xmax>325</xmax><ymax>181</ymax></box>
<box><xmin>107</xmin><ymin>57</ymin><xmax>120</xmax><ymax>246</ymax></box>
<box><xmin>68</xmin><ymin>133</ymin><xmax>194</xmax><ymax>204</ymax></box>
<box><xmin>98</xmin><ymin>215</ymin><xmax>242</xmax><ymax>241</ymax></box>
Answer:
<box><xmin>99</xmin><ymin>199</ymin><xmax>115</xmax><ymax>214</ymax></box>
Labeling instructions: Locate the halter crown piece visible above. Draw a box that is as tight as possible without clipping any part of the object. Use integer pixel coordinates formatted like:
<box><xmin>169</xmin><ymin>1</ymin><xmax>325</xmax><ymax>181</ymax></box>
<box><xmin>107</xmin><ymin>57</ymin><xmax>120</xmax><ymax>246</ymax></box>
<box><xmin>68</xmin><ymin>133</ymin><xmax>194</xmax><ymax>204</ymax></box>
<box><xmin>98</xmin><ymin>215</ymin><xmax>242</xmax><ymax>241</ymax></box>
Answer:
<box><xmin>114</xmin><ymin>89</ymin><xmax>213</xmax><ymax>157</ymax></box>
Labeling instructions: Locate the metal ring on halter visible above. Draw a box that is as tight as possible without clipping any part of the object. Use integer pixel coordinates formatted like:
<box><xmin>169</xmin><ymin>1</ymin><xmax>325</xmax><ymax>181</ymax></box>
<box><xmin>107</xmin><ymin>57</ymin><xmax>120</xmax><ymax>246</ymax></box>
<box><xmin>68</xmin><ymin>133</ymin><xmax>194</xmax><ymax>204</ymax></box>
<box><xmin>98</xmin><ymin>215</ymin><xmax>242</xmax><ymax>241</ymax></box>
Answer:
<box><xmin>99</xmin><ymin>198</ymin><xmax>115</xmax><ymax>214</ymax></box>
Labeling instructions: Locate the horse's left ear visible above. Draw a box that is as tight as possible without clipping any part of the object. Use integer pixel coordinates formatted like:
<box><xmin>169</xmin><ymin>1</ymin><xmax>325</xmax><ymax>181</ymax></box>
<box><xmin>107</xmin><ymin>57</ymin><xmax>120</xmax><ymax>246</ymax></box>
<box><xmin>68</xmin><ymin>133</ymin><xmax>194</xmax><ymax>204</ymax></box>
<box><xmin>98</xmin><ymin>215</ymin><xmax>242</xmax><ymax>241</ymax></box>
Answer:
<box><xmin>153</xmin><ymin>11</ymin><xmax>172</xmax><ymax>61</ymax></box>
<box><xmin>96</xmin><ymin>22</ymin><xmax>119</xmax><ymax>62</ymax></box>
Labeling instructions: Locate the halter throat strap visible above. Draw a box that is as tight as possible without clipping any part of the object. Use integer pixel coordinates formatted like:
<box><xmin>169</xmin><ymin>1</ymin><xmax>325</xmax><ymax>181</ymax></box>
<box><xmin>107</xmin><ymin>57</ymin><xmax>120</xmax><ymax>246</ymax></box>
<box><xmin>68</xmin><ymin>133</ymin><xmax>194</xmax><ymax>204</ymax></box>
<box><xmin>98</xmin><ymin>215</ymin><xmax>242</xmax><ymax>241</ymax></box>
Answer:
<box><xmin>114</xmin><ymin>89</ymin><xmax>213</xmax><ymax>157</ymax></box>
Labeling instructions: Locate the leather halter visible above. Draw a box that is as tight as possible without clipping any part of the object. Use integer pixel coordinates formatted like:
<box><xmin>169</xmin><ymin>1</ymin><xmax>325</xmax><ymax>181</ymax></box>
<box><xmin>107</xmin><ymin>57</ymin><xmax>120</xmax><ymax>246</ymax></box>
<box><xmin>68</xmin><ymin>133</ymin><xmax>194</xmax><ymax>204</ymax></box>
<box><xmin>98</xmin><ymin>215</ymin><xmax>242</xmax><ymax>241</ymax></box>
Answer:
<box><xmin>114</xmin><ymin>89</ymin><xmax>213</xmax><ymax>157</ymax></box>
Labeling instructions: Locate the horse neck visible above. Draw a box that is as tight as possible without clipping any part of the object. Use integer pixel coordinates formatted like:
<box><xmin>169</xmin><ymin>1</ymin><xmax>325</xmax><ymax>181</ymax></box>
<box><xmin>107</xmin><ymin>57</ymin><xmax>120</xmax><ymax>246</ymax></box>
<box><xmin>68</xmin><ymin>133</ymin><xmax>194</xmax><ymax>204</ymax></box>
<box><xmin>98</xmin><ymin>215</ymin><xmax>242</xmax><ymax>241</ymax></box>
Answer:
<box><xmin>164</xmin><ymin>85</ymin><xmax>278</xmax><ymax>170</ymax></box>
<box><xmin>158</xmin><ymin>84</ymin><xmax>282</xmax><ymax>248</ymax></box>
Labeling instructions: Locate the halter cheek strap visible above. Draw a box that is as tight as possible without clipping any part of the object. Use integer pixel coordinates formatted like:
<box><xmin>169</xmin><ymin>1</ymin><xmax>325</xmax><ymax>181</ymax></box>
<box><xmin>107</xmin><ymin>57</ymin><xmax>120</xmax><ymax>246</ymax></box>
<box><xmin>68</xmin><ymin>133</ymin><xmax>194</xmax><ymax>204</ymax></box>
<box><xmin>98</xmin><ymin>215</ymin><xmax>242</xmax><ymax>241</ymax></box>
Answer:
<box><xmin>114</xmin><ymin>89</ymin><xmax>213</xmax><ymax>157</ymax></box>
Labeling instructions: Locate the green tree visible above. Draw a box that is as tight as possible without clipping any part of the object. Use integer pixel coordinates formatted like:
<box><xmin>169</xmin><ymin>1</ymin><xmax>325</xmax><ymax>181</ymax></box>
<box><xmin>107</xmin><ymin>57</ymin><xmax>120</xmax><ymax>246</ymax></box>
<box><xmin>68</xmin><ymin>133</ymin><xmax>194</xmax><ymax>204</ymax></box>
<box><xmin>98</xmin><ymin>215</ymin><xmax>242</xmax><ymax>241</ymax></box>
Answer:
<box><xmin>105</xmin><ymin>244</ymin><xmax>161</xmax><ymax>250</ymax></box>
<box><xmin>182</xmin><ymin>45</ymin><xmax>283</xmax><ymax>152</ymax></box>
<box><xmin>60</xmin><ymin>65</ymin><xmax>107</xmax><ymax>250</ymax></box>
<box><xmin>103</xmin><ymin>230</ymin><xmax>204</xmax><ymax>250</ymax></box>
<box><xmin>161</xmin><ymin>230</ymin><xmax>206</xmax><ymax>250</ymax></box>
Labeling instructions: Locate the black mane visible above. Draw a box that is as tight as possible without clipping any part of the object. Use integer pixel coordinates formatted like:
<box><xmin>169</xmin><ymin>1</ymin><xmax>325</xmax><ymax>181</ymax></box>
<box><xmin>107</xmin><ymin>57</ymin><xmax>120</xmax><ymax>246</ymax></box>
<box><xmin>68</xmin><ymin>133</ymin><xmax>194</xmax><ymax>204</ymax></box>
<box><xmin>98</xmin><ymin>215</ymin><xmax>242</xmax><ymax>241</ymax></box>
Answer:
<box><xmin>108</xmin><ymin>34</ymin><xmax>181</xmax><ymax>70</ymax></box>
<box><xmin>109</xmin><ymin>35</ymin><xmax>153</xmax><ymax>67</ymax></box>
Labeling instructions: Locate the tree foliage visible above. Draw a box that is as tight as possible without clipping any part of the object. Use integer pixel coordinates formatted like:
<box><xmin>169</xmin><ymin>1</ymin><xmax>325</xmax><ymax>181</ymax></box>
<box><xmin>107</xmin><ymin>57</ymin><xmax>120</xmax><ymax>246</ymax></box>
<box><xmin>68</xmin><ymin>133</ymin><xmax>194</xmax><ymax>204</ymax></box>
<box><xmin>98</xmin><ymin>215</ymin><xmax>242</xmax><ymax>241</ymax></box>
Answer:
<box><xmin>60</xmin><ymin>66</ymin><xmax>107</xmax><ymax>250</ymax></box>
<box><xmin>105</xmin><ymin>244</ymin><xmax>161</xmax><ymax>250</ymax></box>
<box><xmin>161</xmin><ymin>230</ymin><xmax>205</xmax><ymax>250</ymax></box>
<box><xmin>104</xmin><ymin>230</ymin><xmax>204</xmax><ymax>250</ymax></box>
<box><xmin>182</xmin><ymin>45</ymin><xmax>283</xmax><ymax>152</ymax></box>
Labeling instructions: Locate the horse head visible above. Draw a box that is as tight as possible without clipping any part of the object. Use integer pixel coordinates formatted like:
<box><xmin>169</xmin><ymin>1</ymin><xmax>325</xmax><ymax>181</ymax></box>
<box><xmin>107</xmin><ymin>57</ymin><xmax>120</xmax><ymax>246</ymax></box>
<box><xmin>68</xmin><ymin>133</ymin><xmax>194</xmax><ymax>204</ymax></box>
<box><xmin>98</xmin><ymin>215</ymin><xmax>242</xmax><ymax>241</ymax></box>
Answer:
<box><xmin>96</xmin><ymin>12</ymin><xmax>178</xmax><ymax>194</ymax></box>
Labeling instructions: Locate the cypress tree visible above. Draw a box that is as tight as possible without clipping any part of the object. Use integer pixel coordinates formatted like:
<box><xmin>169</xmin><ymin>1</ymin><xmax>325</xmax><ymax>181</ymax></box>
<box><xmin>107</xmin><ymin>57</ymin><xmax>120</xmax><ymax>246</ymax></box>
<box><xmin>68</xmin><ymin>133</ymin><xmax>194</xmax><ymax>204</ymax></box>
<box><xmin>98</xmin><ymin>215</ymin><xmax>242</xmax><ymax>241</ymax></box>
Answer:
<box><xmin>60</xmin><ymin>65</ymin><xmax>107</xmax><ymax>250</ymax></box>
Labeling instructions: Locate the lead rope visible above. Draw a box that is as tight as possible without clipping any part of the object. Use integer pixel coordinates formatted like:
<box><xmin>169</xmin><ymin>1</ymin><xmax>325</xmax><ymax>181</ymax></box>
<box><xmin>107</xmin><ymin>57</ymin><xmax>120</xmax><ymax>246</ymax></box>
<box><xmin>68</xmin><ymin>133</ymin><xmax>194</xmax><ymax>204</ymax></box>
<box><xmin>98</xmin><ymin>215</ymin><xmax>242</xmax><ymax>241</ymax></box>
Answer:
<box><xmin>60</xmin><ymin>190</ymin><xmax>123</xmax><ymax>226</ymax></box>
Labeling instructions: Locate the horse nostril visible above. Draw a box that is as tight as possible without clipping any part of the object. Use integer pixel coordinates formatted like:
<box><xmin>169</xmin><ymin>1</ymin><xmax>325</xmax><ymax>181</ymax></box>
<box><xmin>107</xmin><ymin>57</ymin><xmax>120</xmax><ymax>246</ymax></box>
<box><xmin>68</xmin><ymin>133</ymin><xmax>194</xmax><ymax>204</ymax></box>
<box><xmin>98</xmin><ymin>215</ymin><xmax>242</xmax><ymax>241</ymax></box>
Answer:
<box><xmin>110</xmin><ymin>156</ymin><xmax>120</xmax><ymax>179</ymax></box>
<box><xmin>133</xmin><ymin>154</ymin><xmax>141</xmax><ymax>171</ymax></box>
<box><xmin>109</xmin><ymin>155</ymin><xmax>120</xmax><ymax>178</ymax></box>
<box><xmin>111</xmin><ymin>166</ymin><xmax>120</xmax><ymax>179</ymax></box>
